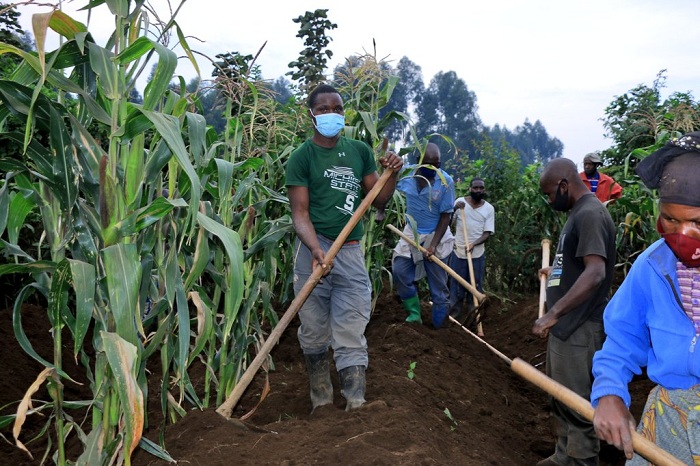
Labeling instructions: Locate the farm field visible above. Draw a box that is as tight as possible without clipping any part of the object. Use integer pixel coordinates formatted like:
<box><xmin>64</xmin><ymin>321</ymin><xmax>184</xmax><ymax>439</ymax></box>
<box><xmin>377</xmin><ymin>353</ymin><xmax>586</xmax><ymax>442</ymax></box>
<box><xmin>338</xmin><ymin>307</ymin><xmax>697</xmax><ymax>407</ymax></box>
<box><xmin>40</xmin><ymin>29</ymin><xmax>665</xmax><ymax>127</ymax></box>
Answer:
<box><xmin>1</xmin><ymin>287</ymin><xmax>653</xmax><ymax>465</ymax></box>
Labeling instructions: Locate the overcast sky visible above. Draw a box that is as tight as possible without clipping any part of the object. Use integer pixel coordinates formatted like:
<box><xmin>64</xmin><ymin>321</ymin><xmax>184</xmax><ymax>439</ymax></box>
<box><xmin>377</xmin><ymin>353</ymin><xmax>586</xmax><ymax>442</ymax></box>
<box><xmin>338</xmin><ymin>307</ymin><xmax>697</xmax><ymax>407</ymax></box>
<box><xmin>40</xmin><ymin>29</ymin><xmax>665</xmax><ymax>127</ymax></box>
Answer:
<box><xmin>16</xmin><ymin>0</ymin><xmax>700</xmax><ymax>167</ymax></box>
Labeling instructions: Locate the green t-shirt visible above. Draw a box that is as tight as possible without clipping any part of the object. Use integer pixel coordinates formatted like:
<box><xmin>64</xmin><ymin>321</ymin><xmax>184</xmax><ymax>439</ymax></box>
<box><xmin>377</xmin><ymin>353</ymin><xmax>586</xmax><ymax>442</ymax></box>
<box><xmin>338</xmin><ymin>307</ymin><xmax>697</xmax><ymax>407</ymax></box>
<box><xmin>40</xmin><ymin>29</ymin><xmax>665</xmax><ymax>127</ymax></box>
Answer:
<box><xmin>286</xmin><ymin>137</ymin><xmax>377</xmax><ymax>241</ymax></box>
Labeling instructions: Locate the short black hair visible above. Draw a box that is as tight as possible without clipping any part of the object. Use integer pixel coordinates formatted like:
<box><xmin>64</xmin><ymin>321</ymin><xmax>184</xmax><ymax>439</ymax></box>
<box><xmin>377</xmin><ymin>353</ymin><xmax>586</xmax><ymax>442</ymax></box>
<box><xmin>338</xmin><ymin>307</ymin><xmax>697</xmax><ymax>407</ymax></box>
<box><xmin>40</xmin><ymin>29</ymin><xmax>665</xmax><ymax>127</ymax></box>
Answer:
<box><xmin>470</xmin><ymin>177</ymin><xmax>484</xmax><ymax>186</ymax></box>
<box><xmin>307</xmin><ymin>84</ymin><xmax>340</xmax><ymax>108</ymax></box>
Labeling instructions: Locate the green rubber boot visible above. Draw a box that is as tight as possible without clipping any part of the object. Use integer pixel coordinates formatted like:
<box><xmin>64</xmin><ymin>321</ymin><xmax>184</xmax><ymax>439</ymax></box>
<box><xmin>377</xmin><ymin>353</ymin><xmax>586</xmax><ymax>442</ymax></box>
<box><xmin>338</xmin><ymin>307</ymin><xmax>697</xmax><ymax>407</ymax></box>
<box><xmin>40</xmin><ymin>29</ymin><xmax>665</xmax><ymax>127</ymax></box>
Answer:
<box><xmin>402</xmin><ymin>295</ymin><xmax>422</xmax><ymax>323</ymax></box>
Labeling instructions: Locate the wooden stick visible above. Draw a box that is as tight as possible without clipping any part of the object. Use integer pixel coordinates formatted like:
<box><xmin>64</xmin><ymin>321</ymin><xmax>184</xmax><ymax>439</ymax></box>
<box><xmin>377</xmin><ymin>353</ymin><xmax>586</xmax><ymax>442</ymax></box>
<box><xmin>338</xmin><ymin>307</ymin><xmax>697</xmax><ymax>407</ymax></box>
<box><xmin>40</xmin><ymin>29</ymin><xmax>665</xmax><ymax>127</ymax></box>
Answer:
<box><xmin>448</xmin><ymin>315</ymin><xmax>684</xmax><ymax>466</ymax></box>
<box><xmin>461</xmin><ymin>211</ymin><xmax>484</xmax><ymax>336</ymax></box>
<box><xmin>217</xmin><ymin>141</ymin><xmax>395</xmax><ymax>419</ymax></box>
<box><xmin>386</xmin><ymin>224</ymin><xmax>486</xmax><ymax>302</ymax></box>
<box><xmin>538</xmin><ymin>239</ymin><xmax>551</xmax><ymax>318</ymax></box>
<box><xmin>510</xmin><ymin>358</ymin><xmax>684</xmax><ymax>466</ymax></box>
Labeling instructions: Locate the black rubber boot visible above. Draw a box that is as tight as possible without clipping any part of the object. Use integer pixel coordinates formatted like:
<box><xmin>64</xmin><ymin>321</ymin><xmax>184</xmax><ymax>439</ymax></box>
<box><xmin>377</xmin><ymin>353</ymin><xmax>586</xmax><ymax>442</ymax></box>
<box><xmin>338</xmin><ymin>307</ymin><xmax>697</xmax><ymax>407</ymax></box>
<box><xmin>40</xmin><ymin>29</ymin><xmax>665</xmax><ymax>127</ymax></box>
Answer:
<box><xmin>304</xmin><ymin>352</ymin><xmax>333</xmax><ymax>412</ymax></box>
<box><xmin>339</xmin><ymin>365</ymin><xmax>366</xmax><ymax>411</ymax></box>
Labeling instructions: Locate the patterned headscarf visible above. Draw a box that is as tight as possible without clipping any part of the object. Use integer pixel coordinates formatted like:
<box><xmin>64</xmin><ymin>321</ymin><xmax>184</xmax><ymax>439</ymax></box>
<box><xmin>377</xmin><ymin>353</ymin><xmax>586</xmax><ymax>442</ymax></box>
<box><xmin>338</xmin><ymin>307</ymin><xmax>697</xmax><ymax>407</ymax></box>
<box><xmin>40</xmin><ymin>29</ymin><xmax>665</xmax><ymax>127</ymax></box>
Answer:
<box><xmin>635</xmin><ymin>131</ymin><xmax>700</xmax><ymax>207</ymax></box>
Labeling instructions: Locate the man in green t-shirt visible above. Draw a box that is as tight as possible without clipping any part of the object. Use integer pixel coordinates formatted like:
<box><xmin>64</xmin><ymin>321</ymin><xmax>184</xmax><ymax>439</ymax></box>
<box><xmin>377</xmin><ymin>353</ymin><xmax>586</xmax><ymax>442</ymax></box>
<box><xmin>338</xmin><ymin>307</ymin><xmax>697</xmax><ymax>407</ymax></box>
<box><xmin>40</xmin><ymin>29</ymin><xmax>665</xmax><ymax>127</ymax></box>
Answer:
<box><xmin>285</xmin><ymin>83</ymin><xmax>402</xmax><ymax>412</ymax></box>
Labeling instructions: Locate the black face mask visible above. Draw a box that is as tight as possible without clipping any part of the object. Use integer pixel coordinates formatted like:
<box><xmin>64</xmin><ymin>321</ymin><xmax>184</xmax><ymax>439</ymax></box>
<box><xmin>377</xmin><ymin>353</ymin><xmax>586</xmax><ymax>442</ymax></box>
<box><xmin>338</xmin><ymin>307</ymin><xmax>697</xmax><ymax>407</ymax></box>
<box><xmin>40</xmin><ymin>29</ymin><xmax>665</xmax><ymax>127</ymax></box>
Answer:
<box><xmin>550</xmin><ymin>186</ymin><xmax>569</xmax><ymax>212</ymax></box>
<box><xmin>470</xmin><ymin>192</ymin><xmax>485</xmax><ymax>202</ymax></box>
<box><xmin>418</xmin><ymin>166</ymin><xmax>437</xmax><ymax>179</ymax></box>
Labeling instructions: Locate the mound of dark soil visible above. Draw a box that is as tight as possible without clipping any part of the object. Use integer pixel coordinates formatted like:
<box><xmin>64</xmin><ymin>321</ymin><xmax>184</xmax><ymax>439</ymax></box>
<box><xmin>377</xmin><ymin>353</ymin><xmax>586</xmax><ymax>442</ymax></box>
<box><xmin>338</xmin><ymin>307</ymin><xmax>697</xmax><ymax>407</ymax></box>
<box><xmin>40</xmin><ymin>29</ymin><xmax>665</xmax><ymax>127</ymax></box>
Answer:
<box><xmin>1</xmin><ymin>289</ymin><xmax>654</xmax><ymax>465</ymax></box>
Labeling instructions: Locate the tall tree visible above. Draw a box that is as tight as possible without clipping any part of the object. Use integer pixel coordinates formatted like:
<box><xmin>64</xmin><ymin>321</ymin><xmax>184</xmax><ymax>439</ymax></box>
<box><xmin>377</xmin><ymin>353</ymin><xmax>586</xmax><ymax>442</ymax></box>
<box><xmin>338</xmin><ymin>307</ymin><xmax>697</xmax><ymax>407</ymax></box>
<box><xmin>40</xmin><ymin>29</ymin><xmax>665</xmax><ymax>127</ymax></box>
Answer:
<box><xmin>271</xmin><ymin>76</ymin><xmax>294</xmax><ymax>105</ymax></box>
<box><xmin>0</xmin><ymin>3</ymin><xmax>28</xmax><ymax>75</ymax></box>
<box><xmin>287</xmin><ymin>9</ymin><xmax>337</xmax><ymax>94</ymax></box>
<box><xmin>602</xmin><ymin>70</ymin><xmax>700</xmax><ymax>165</ymax></box>
<box><xmin>380</xmin><ymin>56</ymin><xmax>424</xmax><ymax>143</ymax></box>
<box><xmin>414</xmin><ymin>71</ymin><xmax>481</xmax><ymax>168</ymax></box>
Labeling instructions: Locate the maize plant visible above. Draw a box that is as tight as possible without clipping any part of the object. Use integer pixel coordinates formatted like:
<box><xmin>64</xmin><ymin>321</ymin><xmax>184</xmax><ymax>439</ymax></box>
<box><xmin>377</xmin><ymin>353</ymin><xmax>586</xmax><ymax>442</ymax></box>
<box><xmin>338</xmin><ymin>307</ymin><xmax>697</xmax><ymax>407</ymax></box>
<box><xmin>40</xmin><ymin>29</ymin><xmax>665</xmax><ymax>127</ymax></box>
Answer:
<box><xmin>0</xmin><ymin>0</ymin><xmax>299</xmax><ymax>463</ymax></box>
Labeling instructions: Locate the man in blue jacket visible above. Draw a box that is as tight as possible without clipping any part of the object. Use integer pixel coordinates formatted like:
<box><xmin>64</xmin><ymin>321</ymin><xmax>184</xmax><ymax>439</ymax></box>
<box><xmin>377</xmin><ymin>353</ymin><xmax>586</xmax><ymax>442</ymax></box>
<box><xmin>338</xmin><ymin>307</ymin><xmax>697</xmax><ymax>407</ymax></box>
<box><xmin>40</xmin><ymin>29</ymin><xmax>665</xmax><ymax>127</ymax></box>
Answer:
<box><xmin>392</xmin><ymin>142</ymin><xmax>455</xmax><ymax>328</ymax></box>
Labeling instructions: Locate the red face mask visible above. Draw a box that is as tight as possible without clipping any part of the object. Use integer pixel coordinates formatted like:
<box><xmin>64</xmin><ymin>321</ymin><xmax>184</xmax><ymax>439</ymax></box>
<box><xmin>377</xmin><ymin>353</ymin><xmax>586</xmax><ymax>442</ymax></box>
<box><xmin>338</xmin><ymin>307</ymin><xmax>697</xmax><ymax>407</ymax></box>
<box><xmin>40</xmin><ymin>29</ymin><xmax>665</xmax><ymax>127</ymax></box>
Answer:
<box><xmin>657</xmin><ymin>218</ymin><xmax>700</xmax><ymax>267</ymax></box>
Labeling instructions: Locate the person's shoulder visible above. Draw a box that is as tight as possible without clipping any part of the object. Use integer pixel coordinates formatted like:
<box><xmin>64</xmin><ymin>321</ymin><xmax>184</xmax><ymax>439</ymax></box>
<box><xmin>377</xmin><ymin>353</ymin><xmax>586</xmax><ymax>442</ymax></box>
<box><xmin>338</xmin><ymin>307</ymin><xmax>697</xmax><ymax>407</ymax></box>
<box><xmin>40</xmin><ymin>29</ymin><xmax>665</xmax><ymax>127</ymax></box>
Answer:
<box><xmin>342</xmin><ymin>136</ymin><xmax>372</xmax><ymax>151</ymax></box>
<box><xmin>290</xmin><ymin>139</ymin><xmax>312</xmax><ymax>156</ymax></box>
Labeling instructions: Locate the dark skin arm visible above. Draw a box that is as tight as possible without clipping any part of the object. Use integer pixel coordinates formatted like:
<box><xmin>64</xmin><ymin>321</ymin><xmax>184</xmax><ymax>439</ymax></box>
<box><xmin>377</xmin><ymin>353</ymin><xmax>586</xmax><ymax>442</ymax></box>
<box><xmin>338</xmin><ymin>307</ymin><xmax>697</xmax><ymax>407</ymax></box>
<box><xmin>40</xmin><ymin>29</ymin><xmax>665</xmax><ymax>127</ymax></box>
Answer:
<box><xmin>593</xmin><ymin>395</ymin><xmax>637</xmax><ymax>460</ymax></box>
<box><xmin>424</xmin><ymin>212</ymin><xmax>452</xmax><ymax>258</ymax></box>
<box><xmin>288</xmin><ymin>185</ymin><xmax>329</xmax><ymax>275</ymax></box>
<box><xmin>532</xmin><ymin>254</ymin><xmax>606</xmax><ymax>338</ymax></box>
<box><xmin>468</xmin><ymin>231</ymin><xmax>492</xmax><ymax>252</ymax></box>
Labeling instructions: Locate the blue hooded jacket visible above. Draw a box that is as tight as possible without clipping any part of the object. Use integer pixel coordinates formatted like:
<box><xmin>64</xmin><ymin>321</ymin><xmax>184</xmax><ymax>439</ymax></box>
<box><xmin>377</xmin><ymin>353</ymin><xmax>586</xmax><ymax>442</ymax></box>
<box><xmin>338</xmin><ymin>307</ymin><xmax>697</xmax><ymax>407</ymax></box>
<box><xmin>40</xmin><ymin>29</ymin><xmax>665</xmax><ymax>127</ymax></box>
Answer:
<box><xmin>591</xmin><ymin>239</ymin><xmax>700</xmax><ymax>407</ymax></box>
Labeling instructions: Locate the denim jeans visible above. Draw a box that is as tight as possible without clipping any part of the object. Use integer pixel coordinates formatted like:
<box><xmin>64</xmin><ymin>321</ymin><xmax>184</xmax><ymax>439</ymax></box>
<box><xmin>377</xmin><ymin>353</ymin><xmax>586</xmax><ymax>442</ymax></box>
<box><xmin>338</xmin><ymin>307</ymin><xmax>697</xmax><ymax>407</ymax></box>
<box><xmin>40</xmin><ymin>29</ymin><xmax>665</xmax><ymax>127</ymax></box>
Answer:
<box><xmin>448</xmin><ymin>252</ymin><xmax>485</xmax><ymax>315</ymax></box>
<box><xmin>392</xmin><ymin>254</ymin><xmax>450</xmax><ymax>327</ymax></box>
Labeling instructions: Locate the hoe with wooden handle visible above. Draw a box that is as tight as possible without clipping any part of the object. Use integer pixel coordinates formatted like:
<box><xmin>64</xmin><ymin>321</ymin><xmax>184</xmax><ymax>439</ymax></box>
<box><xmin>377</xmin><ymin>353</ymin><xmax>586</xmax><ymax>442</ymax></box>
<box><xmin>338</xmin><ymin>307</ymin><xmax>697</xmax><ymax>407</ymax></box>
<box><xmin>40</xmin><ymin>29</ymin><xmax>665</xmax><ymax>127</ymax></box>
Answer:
<box><xmin>460</xmin><ymin>212</ymin><xmax>484</xmax><ymax>336</ymax></box>
<box><xmin>386</xmin><ymin>224</ymin><xmax>487</xmax><ymax>304</ymax></box>
<box><xmin>538</xmin><ymin>239</ymin><xmax>551</xmax><ymax>318</ymax></box>
<box><xmin>217</xmin><ymin>139</ymin><xmax>395</xmax><ymax>419</ymax></box>
<box><xmin>449</xmin><ymin>316</ymin><xmax>684</xmax><ymax>466</ymax></box>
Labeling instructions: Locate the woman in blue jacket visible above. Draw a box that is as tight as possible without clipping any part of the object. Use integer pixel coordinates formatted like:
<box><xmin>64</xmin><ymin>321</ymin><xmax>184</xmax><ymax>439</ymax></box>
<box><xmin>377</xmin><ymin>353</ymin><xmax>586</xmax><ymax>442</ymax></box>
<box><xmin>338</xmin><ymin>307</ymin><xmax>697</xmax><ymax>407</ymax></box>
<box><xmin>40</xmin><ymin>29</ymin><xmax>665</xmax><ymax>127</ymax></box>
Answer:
<box><xmin>591</xmin><ymin>132</ymin><xmax>700</xmax><ymax>464</ymax></box>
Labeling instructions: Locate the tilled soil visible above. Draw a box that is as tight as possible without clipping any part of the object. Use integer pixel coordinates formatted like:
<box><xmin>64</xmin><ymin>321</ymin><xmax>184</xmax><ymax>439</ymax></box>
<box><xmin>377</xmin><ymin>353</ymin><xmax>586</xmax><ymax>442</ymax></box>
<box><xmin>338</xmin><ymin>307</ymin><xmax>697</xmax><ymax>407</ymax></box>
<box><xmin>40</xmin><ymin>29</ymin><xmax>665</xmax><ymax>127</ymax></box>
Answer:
<box><xmin>1</xmin><ymin>289</ymin><xmax>654</xmax><ymax>465</ymax></box>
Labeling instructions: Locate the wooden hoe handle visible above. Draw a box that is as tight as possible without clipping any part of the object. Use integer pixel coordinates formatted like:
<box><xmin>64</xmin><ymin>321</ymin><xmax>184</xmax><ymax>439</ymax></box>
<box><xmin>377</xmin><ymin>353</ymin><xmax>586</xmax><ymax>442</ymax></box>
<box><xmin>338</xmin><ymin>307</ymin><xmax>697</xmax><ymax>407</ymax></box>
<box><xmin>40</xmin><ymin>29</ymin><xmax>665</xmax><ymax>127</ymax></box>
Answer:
<box><xmin>386</xmin><ymin>224</ymin><xmax>487</xmax><ymax>303</ymax></box>
<box><xmin>538</xmin><ymin>239</ymin><xmax>551</xmax><ymax>318</ymax></box>
<box><xmin>461</xmin><ymin>212</ymin><xmax>484</xmax><ymax>336</ymax></box>
<box><xmin>510</xmin><ymin>358</ymin><xmax>684</xmax><ymax>466</ymax></box>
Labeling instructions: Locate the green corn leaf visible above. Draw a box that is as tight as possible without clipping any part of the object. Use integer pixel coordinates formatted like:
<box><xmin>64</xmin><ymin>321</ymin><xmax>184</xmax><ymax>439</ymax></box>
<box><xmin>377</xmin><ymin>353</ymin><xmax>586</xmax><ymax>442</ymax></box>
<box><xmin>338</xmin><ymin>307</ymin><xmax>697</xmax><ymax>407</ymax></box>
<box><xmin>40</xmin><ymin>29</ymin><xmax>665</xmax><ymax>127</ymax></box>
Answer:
<box><xmin>114</xmin><ymin>36</ymin><xmax>153</xmax><ymax>64</ymax></box>
<box><xmin>87</xmin><ymin>42</ymin><xmax>118</xmax><ymax>100</ymax></box>
<box><xmin>13</xmin><ymin>283</ymin><xmax>74</xmax><ymax>381</ymax></box>
<box><xmin>102</xmin><ymin>332</ymin><xmax>144</xmax><ymax>456</ymax></box>
<box><xmin>113</xmin><ymin>196</ymin><xmax>184</xmax><ymax>238</ymax></box>
<box><xmin>104</xmin><ymin>0</ymin><xmax>130</xmax><ymax>18</ymax></box>
<box><xmin>213</xmin><ymin>158</ymin><xmax>234</xmax><ymax>205</ymax></box>
<box><xmin>68</xmin><ymin>113</ymin><xmax>103</xmax><ymax>187</ymax></box>
<box><xmin>164</xmin><ymin>245</ymin><xmax>178</xmax><ymax>306</ymax></box>
<box><xmin>67</xmin><ymin>259</ymin><xmax>96</xmax><ymax>361</ymax></box>
<box><xmin>186</xmin><ymin>112</ymin><xmax>207</xmax><ymax>167</ymax></box>
<box><xmin>7</xmin><ymin>189</ymin><xmax>36</xmax><ymax>245</ymax></box>
<box><xmin>49</xmin><ymin>259</ymin><xmax>71</xmax><ymax>329</ymax></box>
<box><xmin>244</xmin><ymin>217</ymin><xmax>295</xmax><ymax>258</ymax></box>
<box><xmin>358</xmin><ymin>111</ymin><xmax>379</xmax><ymax>142</ymax></box>
<box><xmin>124</xmin><ymin>132</ymin><xmax>145</xmax><ymax>208</ymax></box>
<box><xmin>137</xmin><ymin>436</ymin><xmax>175</xmax><ymax>462</ymax></box>
<box><xmin>72</xmin><ymin>206</ymin><xmax>99</xmax><ymax>264</ymax></box>
<box><xmin>0</xmin><ymin>172</ymin><xmax>11</xmax><ymax>236</ymax></box>
<box><xmin>0</xmin><ymin>261</ymin><xmax>57</xmax><ymax>276</ymax></box>
<box><xmin>144</xmin><ymin>139</ymin><xmax>173</xmax><ymax>182</ymax></box>
<box><xmin>184</xmin><ymin>218</ymin><xmax>210</xmax><ymax>291</ymax></box>
<box><xmin>142</xmin><ymin>312</ymin><xmax>172</xmax><ymax>360</ymax></box>
<box><xmin>174</xmin><ymin>277</ymin><xmax>189</xmax><ymax>396</ymax></box>
<box><xmin>174</xmin><ymin>21</ymin><xmax>200</xmax><ymax>76</ymax></box>
<box><xmin>47</xmin><ymin>103</ymin><xmax>79</xmax><ymax>212</ymax></box>
<box><xmin>141</xmin><ymin>110</ymin><xmax>201</xmax><ymax>233</ymax></box>
<box><xmin>102</xmin><ymin>243</ymin><xmax>141</xmax><ymax>346</ymax></box>
<box><xmin>141</xmin><ymin>41</ymin><xmax>177</xmax><ymax>111</ymax></box>
<box><xmin>196</xmin><ymin>213</ymin><xmax>244</xmax><ymax>335</ymax></box>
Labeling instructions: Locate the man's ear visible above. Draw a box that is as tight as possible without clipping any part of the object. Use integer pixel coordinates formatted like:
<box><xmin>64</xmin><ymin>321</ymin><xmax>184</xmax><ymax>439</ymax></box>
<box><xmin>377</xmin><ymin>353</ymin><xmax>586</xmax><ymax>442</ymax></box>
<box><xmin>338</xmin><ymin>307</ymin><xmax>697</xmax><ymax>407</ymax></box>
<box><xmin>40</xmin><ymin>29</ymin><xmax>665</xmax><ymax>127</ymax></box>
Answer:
<box><xmin>558</xmin><ymin>178</ymin><xmax>569</xmax><ymax>192</ymax></box>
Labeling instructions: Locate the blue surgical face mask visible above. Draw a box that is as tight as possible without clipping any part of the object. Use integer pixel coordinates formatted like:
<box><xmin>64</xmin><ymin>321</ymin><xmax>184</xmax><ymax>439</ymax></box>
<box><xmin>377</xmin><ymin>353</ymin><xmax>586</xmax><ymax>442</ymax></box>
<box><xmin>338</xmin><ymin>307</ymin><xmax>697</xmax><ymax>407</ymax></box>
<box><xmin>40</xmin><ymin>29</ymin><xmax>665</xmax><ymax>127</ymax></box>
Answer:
<box><xmin>312</xmin><ymin>112</ymin><xmax>345</xmax><ymax>138</ymax></box>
